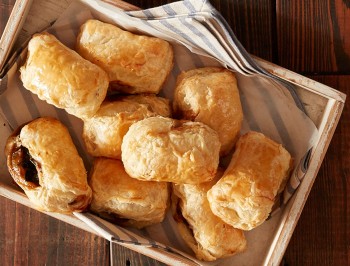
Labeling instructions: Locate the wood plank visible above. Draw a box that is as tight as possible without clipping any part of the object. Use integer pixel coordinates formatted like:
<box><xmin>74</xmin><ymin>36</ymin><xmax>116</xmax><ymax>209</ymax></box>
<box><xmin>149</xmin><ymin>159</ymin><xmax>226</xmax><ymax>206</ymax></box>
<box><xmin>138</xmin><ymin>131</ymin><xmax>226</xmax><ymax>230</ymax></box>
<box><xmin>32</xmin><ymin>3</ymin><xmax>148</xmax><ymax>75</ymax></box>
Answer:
<box><xmin>283</xmin><ymin>75</ymin><xmax>350</xmax><ymax>266</ymax></box>
<box><xmin>212</xmin><ymin>0</ymin><xmax>275</xmax><ymax>62</ymax></box>
<box><xmin>0</xmin><ymin>196</ymin><xmax>110</xmax><ymax>265</ymax></box>
<box><xmin>276</xmin><ymin>0</ymin><xmax>350</xmax><ymax>74</ymax></box>
<box><xmin>110</xmin><ymin>243</ymin><xmax>166</xmax><ymax>266</ymax></box>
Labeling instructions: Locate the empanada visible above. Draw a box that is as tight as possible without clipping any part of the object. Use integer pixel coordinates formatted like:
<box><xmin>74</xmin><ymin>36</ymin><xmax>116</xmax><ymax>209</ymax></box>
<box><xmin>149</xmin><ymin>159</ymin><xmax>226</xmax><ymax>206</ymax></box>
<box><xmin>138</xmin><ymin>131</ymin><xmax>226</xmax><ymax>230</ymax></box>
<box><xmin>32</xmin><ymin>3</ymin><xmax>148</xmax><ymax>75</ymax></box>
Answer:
<box><xmin>83</xmin><ymin>94</ymin><xmax>171</xmax><ymax>159</ymax></box>
<box><xmin>172</xmin><ymin>169</ymin><xmax>247</xmax><ymax>261</ymax></box>
<box><xmin>20</xmin><ymin>32</ymin><xmax>109</xmax><ymax>119</ymax></box>
<box><xmin>76</xmin><ymin>19</ymin><xmax>174</xmax><ymax>94</ymax></box>
<box><xmin>207</xmin><ymin>131</ymin><xmax>292</xmax><ymax>230</ymax></box>
<box><xmin>5</xmin><ymin>117</ymin><xmax>92</xmax><ymax>213</ymax></box>
<box><xmin>89</xmin><ymin>158</ymin><xmax>169</xmax><ymax>229</ymax></box>
<box><xmin>121</xmin><ymin>116</ymin><xmax>221</xmax><ymax>184</ymax></box>
<box><xmin>173</xmin><ymin>67</ymin><xmax>243</xmax><ymax>155</ymax></box>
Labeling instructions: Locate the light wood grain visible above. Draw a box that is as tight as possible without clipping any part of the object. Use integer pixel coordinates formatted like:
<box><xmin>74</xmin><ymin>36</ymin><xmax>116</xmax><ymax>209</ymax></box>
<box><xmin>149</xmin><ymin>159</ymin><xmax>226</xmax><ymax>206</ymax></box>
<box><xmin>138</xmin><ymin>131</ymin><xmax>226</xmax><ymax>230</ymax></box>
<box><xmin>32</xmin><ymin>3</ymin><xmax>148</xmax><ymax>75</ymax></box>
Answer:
<box><xmin>0</xmin><ymin>0</ymin><xmax>33</xmax><ymax>72</ymax></box>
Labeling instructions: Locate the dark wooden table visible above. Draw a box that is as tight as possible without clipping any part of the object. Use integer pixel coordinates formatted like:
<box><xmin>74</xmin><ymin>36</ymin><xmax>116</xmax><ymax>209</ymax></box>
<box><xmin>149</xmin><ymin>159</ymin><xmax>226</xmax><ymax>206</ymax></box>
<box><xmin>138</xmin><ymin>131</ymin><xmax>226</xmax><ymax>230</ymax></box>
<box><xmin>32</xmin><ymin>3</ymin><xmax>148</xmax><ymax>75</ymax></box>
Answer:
<box><xmin>0</xmin><ymin>0</ymin><xmax>349</xmax><ymax>265</ymax></box>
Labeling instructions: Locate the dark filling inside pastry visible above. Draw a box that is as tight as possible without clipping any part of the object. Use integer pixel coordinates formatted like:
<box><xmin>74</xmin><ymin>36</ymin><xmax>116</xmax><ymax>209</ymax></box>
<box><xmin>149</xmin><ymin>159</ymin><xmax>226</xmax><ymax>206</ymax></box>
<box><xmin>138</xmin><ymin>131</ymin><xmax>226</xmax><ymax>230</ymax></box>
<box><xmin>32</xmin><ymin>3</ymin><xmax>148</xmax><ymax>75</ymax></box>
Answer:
<box><xmin>6</xmin><ymin>130</ymin><xmax>41</xmax><ymax>189</ymax></box>
<box><xmin>21</xmin><ymin>147</ymin><xmax>40</xmax><ymax>185</ymax></box>
<box><xmin>12</xmin><ymin>146</ymin><xmax>40</xmax><ymax>187</ymax></box>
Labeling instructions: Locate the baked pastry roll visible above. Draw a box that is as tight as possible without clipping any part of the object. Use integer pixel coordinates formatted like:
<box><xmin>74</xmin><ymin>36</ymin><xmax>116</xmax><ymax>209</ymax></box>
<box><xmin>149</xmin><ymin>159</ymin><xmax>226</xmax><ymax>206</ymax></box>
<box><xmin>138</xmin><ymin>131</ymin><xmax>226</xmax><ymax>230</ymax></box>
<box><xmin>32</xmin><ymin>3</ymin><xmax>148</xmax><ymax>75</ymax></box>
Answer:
<box><xmin>172</xmin><ymin>170</ymin><xmax>247</xmax><ymax>261</ymax></box>
<box><xmin>20</xmin><ymin>32</ymin><xmax>109</xmax><ymax>119</ymax></box>
<box><xmin>5</xmin><ymin>117</ymin><xmax>92</xmax><ymax>213</ymax></box>
<box><xmin>89</xmin><ymin>158</ymin><xmax>169</xmax><ymax>229</ymax></box>
<box><xmin>121</xmin><ymin>116</ymin><xmax>220</xmax><ymax>184</ymax></box>
<box><xmin>173</xmin><ymin>67</ymin><xmax>243</xmax><ymax>155</ymax></box>
<box><xmin>76</xmin><ymin>19</ymin><xmax>173</xmax><ymax>94</ymax></box>
<box><xmin>83</xmin><ymin>94</ymin><xmax>171</xmax><ymax>159</ymax></box>
<box><xmin>207</xmin><ymin>131</ymin><xmax>292</xmax><ymax>230</ymax></box>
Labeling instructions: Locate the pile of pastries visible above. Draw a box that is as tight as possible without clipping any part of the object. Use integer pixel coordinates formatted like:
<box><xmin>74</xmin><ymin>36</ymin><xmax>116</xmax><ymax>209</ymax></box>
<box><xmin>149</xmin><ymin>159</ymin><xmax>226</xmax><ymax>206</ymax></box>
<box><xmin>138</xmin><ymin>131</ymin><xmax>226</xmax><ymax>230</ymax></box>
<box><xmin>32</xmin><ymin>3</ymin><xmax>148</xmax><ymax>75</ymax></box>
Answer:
<box><xmin>5</xmin><ymin>19</ymin><xmax>293</xmax><ymax>261</ymax></box>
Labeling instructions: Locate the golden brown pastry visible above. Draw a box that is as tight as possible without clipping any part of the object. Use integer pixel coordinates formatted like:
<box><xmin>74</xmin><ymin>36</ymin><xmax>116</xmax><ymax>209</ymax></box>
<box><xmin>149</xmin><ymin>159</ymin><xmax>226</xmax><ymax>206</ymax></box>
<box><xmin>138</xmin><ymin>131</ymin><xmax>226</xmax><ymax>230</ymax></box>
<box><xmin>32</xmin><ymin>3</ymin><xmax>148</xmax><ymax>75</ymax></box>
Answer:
<box><xmin>89</xmin><ymin>158</ymin><xmax>169</xmax><ymax>229</ymax></box>
<box><xmin>20</xmin><ymin>32</ymin><xmax>109</xmax><ymax>120</ymax></box>
<box><xmin>173</xmin><ymin>67</ymin><xmax>243</xmax><ymax>155</ymax></box>
<box><xmin>121</xmin><ymin>116</ymin><xmax>221</xmax><ymax>184</ymax></box>
<box><xmin>207</xmin><ymin>131</ymin><xmax>292</xmax><ymax>230</ymax></box>
<box><xmin>5</xmin><ymin>117</ymin><xmax>92</xmax><ymax>213</ymax></box>
<box><xmin>82</xmin><ymin>94</ymin><xmax>171</xmax><ymax>159</ymax></box>
<box><xmin>172</xmin><ymin>169</ymin><xmax>247</xmax><ymax>261</ymax></box>
<box><xmin>76</xmin><ymin>19</ymin><xmax>173</xmax><ymax>94</ymax></box>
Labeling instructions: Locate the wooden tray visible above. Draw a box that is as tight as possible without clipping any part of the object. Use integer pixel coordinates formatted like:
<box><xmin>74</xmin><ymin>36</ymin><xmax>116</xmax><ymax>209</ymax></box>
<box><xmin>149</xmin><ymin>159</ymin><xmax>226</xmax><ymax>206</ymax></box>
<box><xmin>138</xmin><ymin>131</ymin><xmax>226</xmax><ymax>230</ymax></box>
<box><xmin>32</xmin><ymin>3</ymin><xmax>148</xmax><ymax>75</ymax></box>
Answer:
<box><xmin>0</xmin><ymin>1</ymin><xmax>346</xmax><ymax>265</ymax></box>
